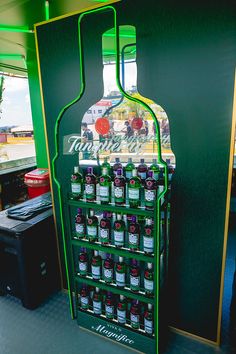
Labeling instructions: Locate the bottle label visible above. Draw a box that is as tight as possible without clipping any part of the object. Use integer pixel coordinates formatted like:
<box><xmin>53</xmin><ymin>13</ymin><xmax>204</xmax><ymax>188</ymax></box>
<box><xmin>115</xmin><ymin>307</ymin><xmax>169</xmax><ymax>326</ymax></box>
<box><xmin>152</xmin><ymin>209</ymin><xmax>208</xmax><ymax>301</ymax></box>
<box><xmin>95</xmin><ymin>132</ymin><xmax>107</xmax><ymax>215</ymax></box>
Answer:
<box><xmin>75</xmin><ymin>224</ymin><xmax>84</xmax><ymax>236</ymax></box>
<box><xmin>79</xmin><ymin>262</ymin><xmax>87</xmax><ymax>273</ymax></box>
<box><xmin>100</xmin><ymin>228</ymin><xmax>109</xmax><ymax>242</ymax></box>
<box><xmin>128</xmin><ymin>233</ymin><xmax>139</xmax><ymax>247</ymax></box>
<box><xmin>116</xmin><ymin>271</ymin><xmax>125</xmax><ymax>286</ymax></box>
<box><xmin>138</xmin><ymin>171</ymin><xmax>146</xmax><ymax>180</ymax></box>
<box><xmin>105</xmin><ymin>305</ymin><xmax>114</xmax><ymax>316</ymax></box>
<box><xmin>92</xmin><ymin>265</ymin><xmax>101</xmax><ymax>279</ymax></box>
<box><xmin>81</xmin><ymin>296</ymin><xmax>89</xmax><ymax>309</ymax></box>
<box><xmin>145</xmin><ymin>189</ymin><xmax>156</xmax><ymax>202</ymax></box>
<box><xmin>144</xmin><ymin>319</ymin><xmax>153</xmax><ymax>334</ymax></box>
<box><xmin>114</xmin><ymin>186</ymin><xmax>125</xmax><ymax>200</ymax></box>
<box><xmin>130</xmin><ymin>275</ymin><xmax>140</xmax><ymax>288</ymax></box>
<box><xmin>85</xmin><ymin>184</ymin><xmax>95</xmax><ymax>197</ymax></box>
<box><xmin>100</xmin><ymin>186</ymin><xmax>109</xmax><ymax>198</ymax></box>
<box><xmin>125</xmin><ymin>171</ymin><xmax>132</xmax><ymax>179</ymax></box>
<box><xmin>114</xmin><ymin>231</ymin><xmax>124</xmax><ymax>246</ymax></box>
<box><xmin>128</xmin><ymin>188</ymin><xmax>140</xmax><ymax>200</ymax></box>
<box><xmin>103</xmin><ymin>268</ymin><xmax>113</xmax><ymax>281</ymax></box>
<box><xmin>87</xmin><ymin>226</ymin><xmax>97</xmax><ymax>238</ymax></box>
<box><xmin>93</xmin><ymin>300</ymin><xmax>102</xmax><ymax>315</ymax></box>
<box><xmin>144</xmin><ymin>278</ymin><xmax>154</xmax><ymax>291</ymax></box>
<box><xmin>143</xmin><ymin>237</ymin><xmax>154</xmax><ymax>253</ymax></box>
<box><xmin>131</xmin><ymin>313</ymin><xmax>140</xmax><ymax>324</ymax></box>
<box><xmin>117</xmin><ymin>309</ymin><xmax>126</xmax><ymax>324</ymax></box>
<box><xmin>71</xmin><ymin>183</ymin><xmax>81</xmax><ymax>194</ymax></box>
<box><xmin>153</xmin><ymin>172</ymin><xmax>159</xmax><ymax>180</ymax></box>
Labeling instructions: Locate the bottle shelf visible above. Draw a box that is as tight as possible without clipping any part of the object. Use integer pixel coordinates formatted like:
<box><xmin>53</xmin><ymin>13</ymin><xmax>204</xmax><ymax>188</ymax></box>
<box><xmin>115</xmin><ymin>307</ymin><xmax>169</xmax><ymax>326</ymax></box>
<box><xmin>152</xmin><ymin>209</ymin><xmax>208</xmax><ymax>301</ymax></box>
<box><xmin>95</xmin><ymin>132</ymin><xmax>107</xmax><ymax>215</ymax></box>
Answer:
<box><xmin>72</xmin><ymin>238</ymin><xmax>155</xmax><ymax>262</ymax></box>
<box><xmin>68</xmin><ymin>198</ymin><xmax>157</xmax><ymax>216</ymax></box>
<box><xmin>75</xmin><ymin>274</ymin><xmax>155</xmax><ymax>305</ymax></box>
<box><xmin>77</xmin><ymin>308</ymin><xmax>155</xmax><ymax>339</ymax></box>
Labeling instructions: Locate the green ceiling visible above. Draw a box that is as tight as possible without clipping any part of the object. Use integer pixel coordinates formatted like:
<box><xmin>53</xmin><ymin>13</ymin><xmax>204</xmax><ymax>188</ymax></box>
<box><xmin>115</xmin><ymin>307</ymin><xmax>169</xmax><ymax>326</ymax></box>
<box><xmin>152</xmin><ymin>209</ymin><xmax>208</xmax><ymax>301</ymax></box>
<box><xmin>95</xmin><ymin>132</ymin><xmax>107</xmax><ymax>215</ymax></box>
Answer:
<box><xmin>0</xmin><ymin>0</ymin><xmax>120</xmax><ymax>75</ymax></box>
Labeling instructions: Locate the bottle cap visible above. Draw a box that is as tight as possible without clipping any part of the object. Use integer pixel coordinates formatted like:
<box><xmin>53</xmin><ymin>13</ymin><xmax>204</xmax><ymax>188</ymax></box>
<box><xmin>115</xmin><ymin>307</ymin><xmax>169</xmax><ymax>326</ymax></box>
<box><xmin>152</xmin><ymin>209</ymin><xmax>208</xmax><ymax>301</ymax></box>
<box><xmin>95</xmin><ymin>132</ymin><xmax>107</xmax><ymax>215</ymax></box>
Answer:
<box><xmin>102</xmin><ymin>167</ymin><xmax>108</xmax><ymax>175</ymax></box>
<box><xmin>119</xmin><ymin>256</ymin><xmax>124</xmax><ymax>263</ymax></box>
<box><xmin>74</xmin><ymin>166</ymin><xmax>79</xmax><ymax>173</ymax></box>
<box><xmin>117</xmin><ymin>214</ymin><xmax>122</xmax><ymax>220</ymax></box>
<box><xmin>148</xmin><ymin>303</ymin><xmax>153</xmax><ymax>311</ymax></box>
<box><xmin>166</xmin><ymin>158</ymin><xmax>170</xmax><ymax>164</ymax></box>
<box><xmin>103</xmin><ymin>211</ymin><xmax>107</xmax><ymax>218</ymax></box>
<box><xmin>87</xmin><ymin>167</ymin><xmax>93</xmax><ymax>174</ymax></box>
<box><xmin>90</xmin><ymin>209</ymin><xmax>94</xmax><ymax>217</ymax></box>
<box><xmin>131</xmin><ymin>259</ymin><xmax>138</xmax><ymax>266</ymax></box>
<box><xmin>147</xmin><ymin>262</ymin><xmax>153</xmax><ymax>269</ymax></box>
<box><xmin>131</xmin><ymin>215</ymin><xmax>137</xmax><ymax>223</ymax></box>
<box><xmin>153</xmin><ymin>158</ymin><xmax>157</xmax><ymax>164</ymax></box>
<box><xmin>80</xmin><ymin>247</ymin><xmax>86</xmax><ymax>253</ymax></box>
<box><xmin>117</xmin><ymin>168</ymin><xmax>122</xmax><ymax>176</ymax></box>
<box><xmin>148</xmin><ymin>170</ymin><xmax>154</xmax><ymax>178</ymax></box>
<box><xmin>132</xmin><ymin>169</ymin><xmax>137</xmax><ymax>177</ymax></box>
<box><xmin>115</xmin><ymin>157</ymin><xmax>120</xmax><ymax>163</ymax></box>
<box><xmin>107</xmin><ymin>291</ymin><xmax>112</xmax><ymax>296</ymax></box>
<box><xmin>146</xmin><ymin>218</ymin><xmax>152</xmax><ymax>226</ymax></box>
<box><xmin>140</xmin><ymin>158</ymin><xmax>145</xmax><ymax>163</ymax></box>
<box><xmin>106</xmin><ymin>253</ymin><xmax>111</xmax><ymax>259</ymax></box>
<box><xmin>128</xmin><ymin>157</ymin><xmax>132</xmax><ymax>163</ymax></box>
<box><xmin>94</xmin><ymin>250</ymin><xmax>99</xmax><ymax>257</ymax></box>
<box><xmin>77</xmin><ymin>208</ymin><xmax>82</xmax><ymax>214</ymax></box>
<box><xmin>104</xmin><ymin>157</ymin><xmax>108</xmax><ymax>162</ymax></box>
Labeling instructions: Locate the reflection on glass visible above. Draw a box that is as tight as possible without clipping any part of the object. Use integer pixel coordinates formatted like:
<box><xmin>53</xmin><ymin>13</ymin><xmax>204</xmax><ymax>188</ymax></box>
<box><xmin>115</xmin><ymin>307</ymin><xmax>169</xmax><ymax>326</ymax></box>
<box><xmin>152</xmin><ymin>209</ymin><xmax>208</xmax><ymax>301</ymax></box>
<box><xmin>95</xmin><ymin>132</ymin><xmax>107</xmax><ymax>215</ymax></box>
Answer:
<box><xmin>78</xmin><ymin>25</ymin><xmax>175</xmax><ymax>166</ymax></box>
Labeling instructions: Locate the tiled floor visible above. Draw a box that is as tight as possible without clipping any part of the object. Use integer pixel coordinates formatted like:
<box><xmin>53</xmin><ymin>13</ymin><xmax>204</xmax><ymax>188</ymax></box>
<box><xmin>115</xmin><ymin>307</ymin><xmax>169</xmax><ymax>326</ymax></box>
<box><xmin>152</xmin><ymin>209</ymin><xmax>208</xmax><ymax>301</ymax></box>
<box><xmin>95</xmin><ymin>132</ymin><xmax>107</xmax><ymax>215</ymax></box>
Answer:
<box><xmin>0</xmin><ymin>218</ymin><xmax>235</xmax><ymax>354</ymax></box>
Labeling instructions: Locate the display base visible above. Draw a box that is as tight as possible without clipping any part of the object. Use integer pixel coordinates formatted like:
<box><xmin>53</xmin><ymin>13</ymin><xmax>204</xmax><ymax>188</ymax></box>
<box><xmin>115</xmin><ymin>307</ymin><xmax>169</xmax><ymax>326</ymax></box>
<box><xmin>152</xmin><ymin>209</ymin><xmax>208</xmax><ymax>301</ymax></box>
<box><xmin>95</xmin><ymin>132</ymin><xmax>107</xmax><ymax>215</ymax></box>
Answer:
<box><xmin>77</xmin><ymin>309</ymin><xmax>156</xmax><ymax>354</ymax></box>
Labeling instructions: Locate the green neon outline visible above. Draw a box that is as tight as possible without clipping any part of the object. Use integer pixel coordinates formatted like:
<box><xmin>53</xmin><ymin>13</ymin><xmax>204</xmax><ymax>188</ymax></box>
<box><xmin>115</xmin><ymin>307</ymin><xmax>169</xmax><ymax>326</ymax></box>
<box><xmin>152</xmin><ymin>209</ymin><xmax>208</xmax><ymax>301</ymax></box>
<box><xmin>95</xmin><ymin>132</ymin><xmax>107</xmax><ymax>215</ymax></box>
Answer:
<box><xmin>0</xmin><ymin>25</ymin><xmax>33</xmax><ymax>33</ymax></box>
<box><xmin>51</xmin><ymin>6</ymin><xmax>168</xmax><ymax>351</ymax></box>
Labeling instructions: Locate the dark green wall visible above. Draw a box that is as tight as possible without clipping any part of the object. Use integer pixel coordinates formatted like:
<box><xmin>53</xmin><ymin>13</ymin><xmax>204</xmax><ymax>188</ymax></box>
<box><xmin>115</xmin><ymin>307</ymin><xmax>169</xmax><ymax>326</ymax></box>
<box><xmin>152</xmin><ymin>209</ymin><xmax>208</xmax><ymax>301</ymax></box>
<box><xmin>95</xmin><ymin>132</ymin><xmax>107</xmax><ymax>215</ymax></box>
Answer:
<box><xmin>35</xmin><ymin>0</ymin><xmax>236</xmax><ymax>342</ymax></box>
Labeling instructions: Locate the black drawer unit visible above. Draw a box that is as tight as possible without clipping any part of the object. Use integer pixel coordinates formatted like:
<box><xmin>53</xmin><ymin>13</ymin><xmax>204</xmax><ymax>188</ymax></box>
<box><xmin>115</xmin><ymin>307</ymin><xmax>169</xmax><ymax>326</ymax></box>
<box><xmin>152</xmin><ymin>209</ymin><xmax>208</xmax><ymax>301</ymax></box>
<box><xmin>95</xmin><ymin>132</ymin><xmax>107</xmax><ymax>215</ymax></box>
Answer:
<box><xmin>0</xmin><ymin>201</ymin><xmax>60</xmax><ymax>309</ymax></box>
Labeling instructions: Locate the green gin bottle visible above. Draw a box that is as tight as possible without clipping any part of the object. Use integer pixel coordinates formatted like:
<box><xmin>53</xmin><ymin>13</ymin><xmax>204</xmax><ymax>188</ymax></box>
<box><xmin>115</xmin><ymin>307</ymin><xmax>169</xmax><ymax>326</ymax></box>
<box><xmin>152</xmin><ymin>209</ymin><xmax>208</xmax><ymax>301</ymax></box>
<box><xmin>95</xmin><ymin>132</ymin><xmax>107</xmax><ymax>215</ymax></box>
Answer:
<box><xmin>143</xmin><ymin>218</ymin><xmax>154</xmax><ymax>254</ymax></box>
<box><xmin>71</xmin><ymin>166</ymin><xmax>83</xmax><ymax>199</ymax></box>
<box><xmin>99</xmin><ymin>167</ymin><xmax>111</xmax><ymax>204</ymax></box>
<box><xmin>144</xmin><ymin>263</ymin><xmax>154</xmax><ymax>297</ymax></box>
<box><xmin>91</xmin><ymin>250</ymin><xmax>102</xmax><ymax>281</ymax></box>
<box><xmin>144</xmin><ymin>304</ymin><xmax>154</xmax><ymax>336</ymax></box>
<box><xmin>115</xmin><ymin>256</ymin><xmax>126</xmax><ymax>288</ymax></box>
<box><xmin>93</xmin><ymin>287</ymin><xmax>102</xmax><ymax>316</ymax></box>
<box><xmin>117</xmin><ymin>295</ymin><xmax>127</xmax><ymax>325</ymax></box>
<box><xmin>128</xmin><ymin>169</ymin><xmax>141</xmax><ymax>208</ymax></box>
<box><xmin>101</xmin><ymin>157</ymin><xmax>111</xmax><ymax>175</ymax></box>
<box><xmin>87</xmin><ymin>210</ymin><xmax>98</xmax><ymax>242</ymax></box>
<box><xmin>149</xmin><ymin>158</ymin><xmax>160</xmax><ymax>181</ymax></box>
<box><xmin>113</xmin><ymin>214</ymin><xmax>126</xmax><ymax>248</ymax></box>
<box><xmin>124</xmin><ymin>158</ymin><xmax>135</xmax><ymax>180</ymax></box>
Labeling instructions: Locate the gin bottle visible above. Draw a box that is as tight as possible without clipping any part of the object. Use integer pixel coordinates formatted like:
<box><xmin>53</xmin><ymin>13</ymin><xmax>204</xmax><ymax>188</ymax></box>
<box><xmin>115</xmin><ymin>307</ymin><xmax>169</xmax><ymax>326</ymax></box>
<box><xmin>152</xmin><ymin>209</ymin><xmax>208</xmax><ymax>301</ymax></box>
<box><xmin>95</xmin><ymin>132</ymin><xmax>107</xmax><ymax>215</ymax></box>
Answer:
<box><xmin>78</xmin><ymin>248</ymin><xmax>88</xmax><ymax>276</ymax></box>
<box><xmin>103</xmin><ymin>254</ymin><xmax>114</xmax><ymax>283</ymax></box>
<box><xmin>143</xmin><ymin>218</ymin><xmax>154</xmax><ymax>254</ymax></box>
<box><xmin>101</xmin><ymin>157</ymin><xmax>111</xmax><ymax>175</ymax></box>
<box><xmin>113</xmin><ymin>214</ymin><xmax>126</xmax><ymax>248</ymax></box>
<box><xmin>130</xmin><ymin>300</ymin><xmax>141</xmax><ymax>330</ymax></box>
<box><xmin>91</xmin><ymin>250</ymin><xmax>102</xmax><ymax>281</ymax></box>
<box><xmin>144</xmin><ymin>170</ymin><xmax>158</xmax><ymax>210</ymax></box>
<box><xmin>99</xmin><ymin>211</ymin><xmax>111</xmax><ymax>245</ymax></box>
<box><xmin>125</xmin><ymin>158</ymin><xmax>135</xmax><ymax>181</ymax></box>
<box><xmin>85</xmin><ymin>167</ymin><xmax>96</xmax><ymax>202</ymax></box>
<box><xmin>75</xmin><ymin>208</ymin><xmax>85</xmax><ymax>239</ymax></box>
<box><xmin>114</xmin><ymin>168</ymin><xmax>126</xmax><ymax>205</ymax></box>
<box><xmin>128</xmin><ymin>215</ymin><xmax>140</xmax><ymax>251</ymax></box>
<box><xmin>99</xmin><ymin>167</ymin><xmax>111</xmax><ymax>204</ymax></box>
<box><xmin>129</xmin><ymin>259</ymin><xmax>141</xmax><ymax>292</ymax></box>
<box><xmin>128</xmin><ymin>169</ymin><xmax>141</xmax><ymax>208</ymax></box>
<box><xmin>149</xmin><ymin>158</ymin><xmax>160</xmax><ymax>181</ymax></box>
<box><xmin>105</xmin><ymin>292</ymin><xmax>115</xmax><ymax>320</ymax></box>
<box><xmin>71</xmin><ymin>166</ymin><xmax>83</xmax><ymax>199</ymax></box>
<box><xmin>144</xmin><ymin>304</ymin><xmax>154</xmax><ymax>336</ymax></box>
<box><xmin>137</xmin><ymin>158</ymin><xmax>148</xmax><ymax>185</ymax></box>
<box><xmin>144</xmin><ymin>263</ymin><xmax>154</xmax><ymax>297</ymax></box>
<box><xmin>117</xmin><ymin>295</ymin><xmax>127</xmax><ymax>325</ymax></box>
<box><xmin>93</xmin><ymin>287</ymin><xmax>102</xmax><ymax>316</ymax></box>
<box><xmin>115</xmin><ymin>256</ymin><xmax>126</xmax><ymax>288</ymax></box>
<box><xmin>87</xmin><ymin>209</ymin><xmax>98</xmax><ymax>242</ymax></box>
<box><xmin>80</xmin><ymin>285</ymin><xmax>89</xmax><ymax>311</ymax></box>
<box><xmin>113</xmin><ymin>157</ymin><xmax>122</xmax><ymax>179</ymax></box>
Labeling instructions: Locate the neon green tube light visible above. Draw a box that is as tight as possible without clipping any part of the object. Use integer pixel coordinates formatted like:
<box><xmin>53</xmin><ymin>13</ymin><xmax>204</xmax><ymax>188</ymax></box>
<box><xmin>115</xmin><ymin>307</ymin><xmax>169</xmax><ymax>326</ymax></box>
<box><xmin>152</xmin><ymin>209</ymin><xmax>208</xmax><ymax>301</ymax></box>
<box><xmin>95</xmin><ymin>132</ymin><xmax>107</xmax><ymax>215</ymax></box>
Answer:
<box><xmin>0</xmin><ymin>54</ymin><xmax>25</xmax><ymax>60</ymax></box>
<box><xmin>0</xmin><ymin>25</ymin><xmax>33</xmax><ymax>33</ymax></box>
<box><xmin>45</xmin><ymin>0</ymin><xmax>50</xmax><ymax>21</ymax></box>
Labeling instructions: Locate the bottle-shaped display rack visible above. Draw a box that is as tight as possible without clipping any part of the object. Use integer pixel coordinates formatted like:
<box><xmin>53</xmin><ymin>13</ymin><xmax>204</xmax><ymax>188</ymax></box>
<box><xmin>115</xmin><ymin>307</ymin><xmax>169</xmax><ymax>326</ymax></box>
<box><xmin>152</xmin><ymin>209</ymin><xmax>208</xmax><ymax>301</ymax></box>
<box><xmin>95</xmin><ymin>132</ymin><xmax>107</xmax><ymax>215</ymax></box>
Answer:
<box><xmin>51</xmin><ymin>6</ymin><xmax>173</xmax><ymax>354</ymax></box>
